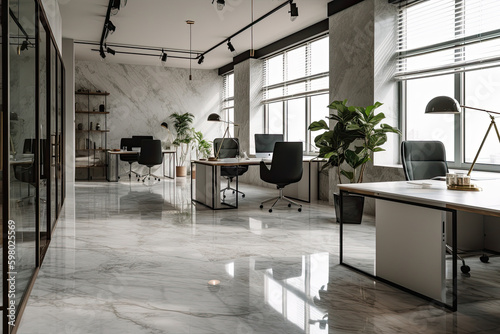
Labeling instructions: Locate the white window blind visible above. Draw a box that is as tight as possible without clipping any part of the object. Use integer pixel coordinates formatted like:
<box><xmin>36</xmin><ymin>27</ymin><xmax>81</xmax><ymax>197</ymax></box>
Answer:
<box><xmin>222</xmin><ymin>72</ymin><xmax>234</xmax><ymax>110</ymax></box>
<box><xmin>262</xmin><ymin>36</ymin><xmax>329</xmax><ymax>103</ymax></box>
<box><xmin>396</xmin><ymin>0</ymin><xmax>500</xmax><ymax>80</ymax></box>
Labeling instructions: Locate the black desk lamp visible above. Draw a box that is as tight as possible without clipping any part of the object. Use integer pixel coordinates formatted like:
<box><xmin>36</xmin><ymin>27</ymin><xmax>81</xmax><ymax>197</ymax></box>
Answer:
<box><xmin>425</xmin><ymin>96</ymin><xmax>500</xmax><ymax>176</ymax></box>
<box><xmin>207</xmin><ymin>113</ymin><xmax>239</xmax><ymax>160</ymax></box>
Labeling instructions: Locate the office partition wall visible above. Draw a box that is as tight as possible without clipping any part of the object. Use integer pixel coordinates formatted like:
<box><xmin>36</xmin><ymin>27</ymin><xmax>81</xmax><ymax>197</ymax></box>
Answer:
<box><xmin>1</xmin><ymin>0</ymin><xmax>65</xmax><ymax>332</ymax></box>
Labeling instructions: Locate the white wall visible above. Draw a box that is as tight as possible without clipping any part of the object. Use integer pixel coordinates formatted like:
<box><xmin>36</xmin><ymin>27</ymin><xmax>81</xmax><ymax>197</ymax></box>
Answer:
<box><xmin>75</xmin><ymin>60</ymin><xmax>223</xmax><ymax>177</ymax></box>
<box><xmin>41</xmin><ymin>0</ymin><xmax>62</xmax><ymax>51</ymax></box>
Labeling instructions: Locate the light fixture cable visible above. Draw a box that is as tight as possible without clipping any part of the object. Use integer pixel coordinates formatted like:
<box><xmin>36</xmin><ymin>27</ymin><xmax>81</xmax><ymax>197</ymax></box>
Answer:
<box><xmin>187</xmin><ymin>20</ymin><xmax>195</xmax><ymax>80</ymax></box>
<box><xmin>250</xmin><ymin>0</ymin><xmax>254</xmax><ymax>57</ymax></box>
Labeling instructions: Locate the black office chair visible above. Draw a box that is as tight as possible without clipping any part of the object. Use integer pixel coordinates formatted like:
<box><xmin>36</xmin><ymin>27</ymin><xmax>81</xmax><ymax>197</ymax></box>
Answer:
<box><xmin>214</xmin><ymin>138</ymin><xmax>248</xmax><ymax>199</ymax></box>
<box><xmin>119</xmin><ymin>138</ymin><xmax>141</xmax><ymax>179</ymax></box>
<box><xmin>14</xmin><ymin>138</ymin><xmax>48</xmax><ymax>204</ymax></box>
<box><xmin>259</xmin><ymin>142</ymin><xmax>303</xmax><ymax>212</ymax></box>
<box><xmin>138</xmin><ymin>139</ymin><xmax>163</xmax><ymax>183</ymax></box>
<box><xmin>401</xmin><ymin>140</ymin><xmax>491</xmax><ymax>274</ymax></box>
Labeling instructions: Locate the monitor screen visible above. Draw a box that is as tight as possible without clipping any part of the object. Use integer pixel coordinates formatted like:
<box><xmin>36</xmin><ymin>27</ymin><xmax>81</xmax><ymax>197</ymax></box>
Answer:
<box><xmin>255</xmin><ymin>134</ymin><xmax>284</xmax><ymax>158</ymax></box>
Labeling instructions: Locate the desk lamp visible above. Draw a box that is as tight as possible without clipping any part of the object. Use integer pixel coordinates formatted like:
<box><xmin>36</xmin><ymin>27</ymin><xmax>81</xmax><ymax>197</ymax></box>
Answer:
<box><xmin>207</xmin><ymin>113</ymin><xmax>239</xmax><ymax>160</ymax></box>
<box><xmin>425</xmin><ymin>96</ymin><xmax>500</xmax><ymax>176</ymax></box>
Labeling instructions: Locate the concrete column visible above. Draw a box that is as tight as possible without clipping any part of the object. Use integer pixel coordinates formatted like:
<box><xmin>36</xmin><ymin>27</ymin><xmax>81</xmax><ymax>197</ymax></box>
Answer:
<box><xmin>234</xmin><ymin>58</ymin><xmax>264</xmax><ymax>156</ymax></box>
<box><xmin>328</xmin><ymin>0</ymin><xmax>404</xmax><ymax>210</ymax></box>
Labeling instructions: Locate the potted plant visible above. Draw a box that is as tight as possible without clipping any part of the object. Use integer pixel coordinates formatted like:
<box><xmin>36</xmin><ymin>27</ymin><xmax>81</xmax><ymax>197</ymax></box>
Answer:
<box><xmin>191</xmin><ymin>128</ymin><xmax>212</xmax><ymax>160</ymax></box>
<box><xmin>190</xmin><ymin>129</ymin><xmax>212</xmax><ymax>179</ymax></box>
<box><xmin>170</xmin><ymin>112</ymin><xmax>194</xmax><ymax>177</ymax></box>
<box><xmin>309</xmin><ymin>99</ymin><xmax>401</xmax><ymax>223</ymax></box>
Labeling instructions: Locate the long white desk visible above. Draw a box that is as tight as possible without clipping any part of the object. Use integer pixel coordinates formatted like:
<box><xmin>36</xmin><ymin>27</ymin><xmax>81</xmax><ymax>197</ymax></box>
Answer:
<box><xmin>338</xmin><ymin>180</ymin><xmax>500</xmax><ymax>311</ymax></box>
<box><xmin>191</xmin><ymin>157</ymin><xmax>324</xmax><ymax>209</ymax></box>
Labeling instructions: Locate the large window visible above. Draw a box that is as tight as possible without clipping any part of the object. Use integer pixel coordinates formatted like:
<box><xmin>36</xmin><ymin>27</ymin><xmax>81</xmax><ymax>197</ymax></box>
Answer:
<box><xmin>222</xmin><ymin>72</ymin><xmax>235</xmax><ymax>137</ymax></box>
<box><xmin>398</xmin><ymin>0</ymin><xmax>500</xmax><ymax>170</ymax></box>
<box><xmin>262</xmin><ymin>36</ymin><xmax>329</xmax><ymax>154</ymax></box>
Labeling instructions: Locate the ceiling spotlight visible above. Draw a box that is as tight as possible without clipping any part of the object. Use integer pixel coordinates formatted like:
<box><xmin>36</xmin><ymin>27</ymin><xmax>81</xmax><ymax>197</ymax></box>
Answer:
<box><xmin>198</xmin><ymin>55</ymin><xmax>204</xmax><ymax>64</ymax></box>
<box><xmin>161</xmin><ymin>51</ymin><xmax>167</xmax><ymax>62</ymax></box>
<box><xmin>106</xmin><ymin>20</ymin><xmax>116</xmax><ymax>34</ymax></box>
<box><xmin>20</xmin><ymin>39</ymin><xmax>29</xmax><ymax>51</ymax></box>
<box><xmin>227</xmin><ymin>40</ymin><xmax>235</xmax><ymax>53</ymax></box>
<box><xmin>289</xmin><ymin>2</ymin><xmax>298</xmax><ymax>21</ymax></box>
<box><xmin>212</xmin><ymin>0</ymin><xmax>225</xmax><ymax>11</ymax></box>
<box><xmin>107</xmin><ymin>47</ymin><xmax>115</xmax><ymax>55</ymax></box>
<box><xmin>99</xmin><ymin>48</ymin><xmax>106</xmax><ymax>59</ymax></box>
<box><xmin>111</xmin><ymin>0</ymin><xmax>126</xmax><ymax>15</ymax></box>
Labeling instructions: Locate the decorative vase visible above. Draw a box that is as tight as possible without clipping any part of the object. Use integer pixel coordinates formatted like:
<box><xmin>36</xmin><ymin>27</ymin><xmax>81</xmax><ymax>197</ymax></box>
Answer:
<box><xmin>176</xmin><ymin>166</ymin><xmax>187</xmax><ymax>177</ymax></box>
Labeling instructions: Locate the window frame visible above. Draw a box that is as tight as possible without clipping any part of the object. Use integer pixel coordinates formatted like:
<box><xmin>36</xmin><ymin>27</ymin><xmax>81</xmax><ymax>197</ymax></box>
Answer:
<box><xmin>262</xmin><ymin>35</ymin><xmax>329</xmax><ymax>155</ymax></box>
<box><xmin>398</xmin><ymin>1</ymin><xmax>500</xmax><ymax>173</ymax></box>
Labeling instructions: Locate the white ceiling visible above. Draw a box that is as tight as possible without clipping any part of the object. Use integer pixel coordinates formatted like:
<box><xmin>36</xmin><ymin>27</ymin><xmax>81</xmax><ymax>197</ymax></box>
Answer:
<box><xmin>59</xmin><ymin>0</ymin><xmax>330</xmax><ymax>70</ymax></box>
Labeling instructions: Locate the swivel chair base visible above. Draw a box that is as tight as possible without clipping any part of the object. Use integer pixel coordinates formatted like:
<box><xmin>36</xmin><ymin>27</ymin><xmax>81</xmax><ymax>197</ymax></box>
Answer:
<box><xmin>221</xmin><ymin>178</ymin><xmax>245</xmax><ymax>199</ymax></box>
<box><xmin>118</xmin><ymin>164</ymin><xmax>141</xmax><ymax>180</ymax></box>
<box><xmin>138</xmin><ymin>167</ymin><xmax>161</xmax><ymax>184</ymax></box>
<box><xmin>260</xmin><ymin>188</ymin><xmax>302</xmax><ymax>213</ymax></box>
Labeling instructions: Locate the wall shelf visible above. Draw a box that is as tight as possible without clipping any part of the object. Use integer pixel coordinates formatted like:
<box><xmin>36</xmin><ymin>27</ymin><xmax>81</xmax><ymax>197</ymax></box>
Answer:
<box><xmin>75</xmin><ymin>90</ymin><xmax>109</xmax><ymax>180</ymax></box>
<box><xmin>76</xmin><ymin>111</ymin><xmax>110</xmax><ymax>114</ymax></box>
<box><xmin>75</xmin><ymin>91</ymin><xmax>110</xmax><ymax>96</ymax></box>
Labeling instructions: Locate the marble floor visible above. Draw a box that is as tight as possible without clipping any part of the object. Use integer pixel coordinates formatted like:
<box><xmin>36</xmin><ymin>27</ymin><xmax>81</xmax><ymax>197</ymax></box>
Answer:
<box><xmin>16</xmin><ymin>178</ymin><xmax>500</xmax><ymax>334</ymax></box>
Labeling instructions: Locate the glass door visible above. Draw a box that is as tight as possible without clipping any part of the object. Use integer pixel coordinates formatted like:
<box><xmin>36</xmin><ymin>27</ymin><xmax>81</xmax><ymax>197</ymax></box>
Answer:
<box><xmin>38</xmin><ymin>12</ymin><xmax>49</xmax><ymax>257</ymax></box>
<box><xmin>8</xmin><ymin>0</ymin><xmax>38</xmax><ymax>318</ymax></box>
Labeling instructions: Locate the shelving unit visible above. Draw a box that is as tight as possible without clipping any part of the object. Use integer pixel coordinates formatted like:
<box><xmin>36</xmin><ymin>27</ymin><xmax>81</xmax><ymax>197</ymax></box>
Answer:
<box><xmin>75</xmin><ymin>91</ymin><xmax>109</xmax><ymax>180</ymax></box>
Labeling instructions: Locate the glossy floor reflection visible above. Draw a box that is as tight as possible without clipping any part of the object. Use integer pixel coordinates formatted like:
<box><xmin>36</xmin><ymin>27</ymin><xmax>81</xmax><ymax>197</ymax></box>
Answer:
<box><xmin>17</xmin><ymin>179</ymin><xmax>500</xmax><ymax>334</ymax></box>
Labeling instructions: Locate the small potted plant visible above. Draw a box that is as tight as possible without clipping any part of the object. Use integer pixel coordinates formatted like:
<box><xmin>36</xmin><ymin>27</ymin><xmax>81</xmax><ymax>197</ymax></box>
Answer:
<box><xmin>170</xmin><ymin>112</ymin><xmax>194</xmax><ymax>177</ymax></box>
<box><xmin>309</xmin><ymin>99</ymin><xmax>401</xmax><ymax>223</ymax></box>
<box><xmin>191</xmin><ymin>129</ymin><xmax>212</xmax><ymax>160</ymax></box>
<box><xmin>190</xmin><ymin>129</ymin><xmax>212</xmax><ymax>179</ymax></box>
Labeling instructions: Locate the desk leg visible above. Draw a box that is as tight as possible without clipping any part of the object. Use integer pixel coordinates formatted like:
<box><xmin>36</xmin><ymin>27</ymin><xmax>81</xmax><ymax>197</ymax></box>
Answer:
<box><xmin>340</xmin><ymin>191</ymin><xmax>458</xmax><ymax>311</ymax></box>
<box><xmin>163</xmin><ymin>153</ymin><xmax>175</xmax><ymax>179</ymax></box>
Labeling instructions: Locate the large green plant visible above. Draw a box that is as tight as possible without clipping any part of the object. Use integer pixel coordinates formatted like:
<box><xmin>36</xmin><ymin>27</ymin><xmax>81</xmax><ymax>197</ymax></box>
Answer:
<box><xmin>170</xmin><ymin>112</ymin><xmax>194</xmax><ymax>166</ymax></box>
<box><xmin>309</xmin><ymin>100</ymin><xmax>400</xmax><ymax>184</ymax></box>
<box><xmin>191</xmin><ymin>128</ymin><xmax>212</xmax><ymax>160</ymax></box>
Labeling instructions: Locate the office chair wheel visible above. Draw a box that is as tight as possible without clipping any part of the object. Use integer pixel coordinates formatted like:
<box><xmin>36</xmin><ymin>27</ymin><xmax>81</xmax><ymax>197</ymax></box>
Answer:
<box><xmin>288</xmin><ymin>203</ymin><xmax>291</xmax><ymax>207</ymax></box>
<box><xmin>480</xmin><ymin>254</ymin><xmax>489</xmax><ymax>263</ymax></box>
<box><xmin>242</xmin><ymin>194</ymin><xmax>245</xmax><ymax>198</ymax></box>
<box><xmin>223</xmin><ymin>195</ymin><xmax>226</xmax><ymax>199</ymax></box>
<box><xmin>232</xmin><ymin>190</ymin><xmax>235</xmax><ymax>194</ymax></box>
<box><xmin>269</xmin><ymin>209</ymin><xmax>273</xmax><ymax>213</ymax></box>
<box><xmin>298</xmin><ymin>208</ymin><xmax>302</xmax><ymax>212</ymax></box>
<box><xmin>260</xmin><ymin>205</ymin><xmax>263</xmax><ymax>209</ymax></box>
<box><xmin>461</xmin><ymin>265</ymin><xmax>471</xmax><ymax>274</ymax></box>
<box><xmin>118</xmin><ymin>176</ymin><xmax>120</xmax><ymax>180</ymax></box>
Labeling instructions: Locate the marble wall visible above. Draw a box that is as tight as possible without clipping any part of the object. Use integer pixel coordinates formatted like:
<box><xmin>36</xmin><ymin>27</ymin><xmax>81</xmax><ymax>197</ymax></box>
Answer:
<box><xmin>75</xmin><ymin>60</ymin><xmax>223</xmax><ymax>176</ymax></box>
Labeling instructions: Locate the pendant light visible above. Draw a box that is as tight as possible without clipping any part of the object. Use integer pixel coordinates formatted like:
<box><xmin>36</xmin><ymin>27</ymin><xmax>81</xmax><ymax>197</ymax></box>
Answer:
<box><xmin>250</xmin><ymin>0</ymin><xmax>254</xmax><ymax>57</ymax></box>
<box><xmin>187</xmin><ymin>20</ymin><xmax>194</xmax><ymax>80</ymax></box>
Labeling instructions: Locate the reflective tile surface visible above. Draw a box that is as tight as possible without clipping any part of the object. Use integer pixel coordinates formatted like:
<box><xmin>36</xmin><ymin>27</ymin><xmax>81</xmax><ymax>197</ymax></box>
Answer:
<box><xmin>17</xmin><ymin>179</ymin><xmax>500</xmax><ymax>334</ymax></box>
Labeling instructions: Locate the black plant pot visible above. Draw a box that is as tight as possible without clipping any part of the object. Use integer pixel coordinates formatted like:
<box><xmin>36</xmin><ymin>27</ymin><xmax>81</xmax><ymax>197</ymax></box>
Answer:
<box><xmin>334</xmin><ymin>193</ymin><xmax>365</xmax><ymax>224</ymax></box>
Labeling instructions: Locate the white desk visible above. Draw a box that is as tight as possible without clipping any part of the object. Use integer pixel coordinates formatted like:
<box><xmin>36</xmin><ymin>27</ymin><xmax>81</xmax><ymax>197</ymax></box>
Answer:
<box><xmin>338</xmin><ymin>180</ymin><xmax>500</xmax><ymax>311</ymax></box>
<box><xmin>107</xmin><ymin>150</ymin><xmax>175</xmax><ymax>182</ymax></box>
<box><xmin>192</xmin><ymin>157</ymin><xmax>325</xmax><ymax>209</ymax></box>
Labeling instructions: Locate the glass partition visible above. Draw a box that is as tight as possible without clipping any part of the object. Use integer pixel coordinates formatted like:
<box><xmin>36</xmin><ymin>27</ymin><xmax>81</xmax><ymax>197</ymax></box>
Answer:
<box><xmin>9</xmin><ymin>0</ymin><xmax>38</xmax><ymax>313</ymax></box>
<box><xmin>49</xmin><ymin>41</ymin><xmax>56</xmax><ymax>231</ymax></box>
<box><xmin>39</xmin><ymin>15</ymin><xmax>48</xmax><ymax>254</ymax></box>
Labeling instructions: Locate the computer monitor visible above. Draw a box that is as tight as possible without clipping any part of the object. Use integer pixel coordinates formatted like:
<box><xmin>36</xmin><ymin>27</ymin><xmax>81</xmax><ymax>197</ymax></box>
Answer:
<box><xmin>255</xmin><ymin>134</ymin><xmax>284</xmax><ymax>158</ymax></box>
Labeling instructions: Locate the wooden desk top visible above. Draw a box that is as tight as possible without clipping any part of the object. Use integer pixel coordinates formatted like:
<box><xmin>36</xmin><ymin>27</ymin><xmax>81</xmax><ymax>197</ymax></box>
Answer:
<box><xmin>339</xmin><ymin>180</ymin><xmax>500</xmax><ymax>218</ymax></box>
<box><xmin>193</xmin><ymin>156</ymin><xmax>325</xmax><ymax>167</ymax></box>
<box><xmin>108</xmin><ymin>150</ymin><xmax>175</xmax><ymax>155</ymax></box>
